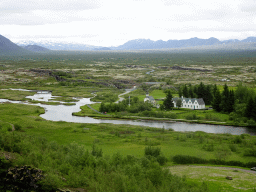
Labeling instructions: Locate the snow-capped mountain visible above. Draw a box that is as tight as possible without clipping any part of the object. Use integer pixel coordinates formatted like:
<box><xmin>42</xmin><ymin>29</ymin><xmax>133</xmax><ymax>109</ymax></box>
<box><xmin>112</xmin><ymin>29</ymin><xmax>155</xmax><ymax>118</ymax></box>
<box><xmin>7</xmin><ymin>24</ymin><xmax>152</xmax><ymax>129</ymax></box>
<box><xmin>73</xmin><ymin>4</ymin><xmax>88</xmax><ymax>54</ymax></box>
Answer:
<box><xmin>16</xmin><ymin>40</ymin><xmax>102</xmax><ymax>51</ymax></box>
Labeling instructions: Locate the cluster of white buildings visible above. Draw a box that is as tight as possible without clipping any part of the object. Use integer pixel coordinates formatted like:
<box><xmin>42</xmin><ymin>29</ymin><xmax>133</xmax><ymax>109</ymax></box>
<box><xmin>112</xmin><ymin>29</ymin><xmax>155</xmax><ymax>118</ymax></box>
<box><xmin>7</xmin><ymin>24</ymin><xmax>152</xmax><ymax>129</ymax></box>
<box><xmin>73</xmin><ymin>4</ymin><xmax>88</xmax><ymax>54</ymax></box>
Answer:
<box><xmin>144</xmin><ymin>94</ymin><xmax>205</xmax><ymax>109</ymax></box>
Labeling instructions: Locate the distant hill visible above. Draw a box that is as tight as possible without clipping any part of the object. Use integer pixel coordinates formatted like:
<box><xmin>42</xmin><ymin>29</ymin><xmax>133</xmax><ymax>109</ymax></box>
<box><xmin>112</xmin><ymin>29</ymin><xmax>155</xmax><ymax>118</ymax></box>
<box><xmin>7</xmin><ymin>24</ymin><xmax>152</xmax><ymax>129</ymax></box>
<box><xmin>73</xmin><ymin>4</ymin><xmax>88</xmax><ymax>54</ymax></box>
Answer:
<box><xmin>113</xmin><ymin>37</ymin><xmax>221</xmax><ymax>50</ymax></box>
<box><xmin>22</xmin><ymin>45</ymin><xmax>50</xmax><ymax>52</ymax></box>
<box><xmin>94</xmin><ymin>47</ymin><xmax>112</xmax><ymax>51</ymax></box>
<box><xmin>112</xmin><ymin>37</ymin><xmax>256</xmax><ymax>50</ymax></box>
<box><xmin>0</xmin><ymin>35</ymin><xmax>30</xmax><ymax>55</ymax></box>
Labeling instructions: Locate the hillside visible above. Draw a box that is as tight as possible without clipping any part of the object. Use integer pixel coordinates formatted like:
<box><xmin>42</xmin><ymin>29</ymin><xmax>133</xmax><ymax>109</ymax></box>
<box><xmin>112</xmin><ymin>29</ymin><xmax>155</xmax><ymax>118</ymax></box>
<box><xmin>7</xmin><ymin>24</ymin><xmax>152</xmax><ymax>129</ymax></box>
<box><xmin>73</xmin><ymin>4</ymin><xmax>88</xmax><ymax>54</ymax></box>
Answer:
<box><xmin>22</xmin><ymin>45</ymin><xmax>50</xmax><ymax>52</ymax></box>
<box><xmin>0</xmin><ymin>35</ymin><xmax>30</xmax><ymax>55</ymax></box>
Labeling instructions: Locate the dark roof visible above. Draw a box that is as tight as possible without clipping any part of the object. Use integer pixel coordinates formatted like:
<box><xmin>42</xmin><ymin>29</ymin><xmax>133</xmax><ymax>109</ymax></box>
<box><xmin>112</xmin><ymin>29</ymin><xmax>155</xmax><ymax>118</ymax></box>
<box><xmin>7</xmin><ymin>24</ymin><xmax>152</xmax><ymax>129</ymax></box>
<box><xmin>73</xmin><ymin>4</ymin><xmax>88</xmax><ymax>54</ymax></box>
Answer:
<box><xmin>197</xmin><ymin>98</ymin><xmax>205</xmax><ymax>105</ymax></box>
<box><xmin>146</xmin><ymin>96</ymin><xmax>155</xmax><ymax>101</ymax></box>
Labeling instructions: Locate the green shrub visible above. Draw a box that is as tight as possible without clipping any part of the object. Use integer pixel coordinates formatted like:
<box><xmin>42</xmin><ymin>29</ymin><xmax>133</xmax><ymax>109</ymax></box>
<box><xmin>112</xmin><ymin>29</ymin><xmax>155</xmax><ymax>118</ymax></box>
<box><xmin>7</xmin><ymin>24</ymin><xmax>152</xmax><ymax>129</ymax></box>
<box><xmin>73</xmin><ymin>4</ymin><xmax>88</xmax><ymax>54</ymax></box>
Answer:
<box><xmin>156</xmin><ymin>154</ymin><xmax>168</xmax><ymax>165</ymax></box>
<box><xmin>202</xmin><ymin>143</ymin><xmax>214</xmax><ymax>151</ymax></box>
<box><xmin>233</xmin><ymin>135</ymin><xmax>243</xmax><ymax>144</ymax></box>
<box><xmin>247</xmin><ymin>119</ymin><xmax>256</xmax><ymax>126</ymax></box>
<box><xmin>14</xmin><ymin>123</ymin><xmax>22</xmax><ymax>131</ymax></box>
<box><xmin>145</xmin><ymin>146</ymin><xmax>161</xmax><ymax>158</ymax></box>
<box><xmin>172</xmin><ymin>155</ymin><xmax>207</xmax><ymax>164</ymax></box>
<box><xmin>91</xmin><ymin>144</ymin><xmax>103</xmax><ymax>158</ymax></box>
<box><xmin>244</xmin><ymin>148</ymin><xmax>256</xmax><ymax>157</ymax></box>
<box><xmin>185</xmin><ymin>113</ymin><xmax>198</xmax><ymax>120</ymax></box>
<box><xmin>229</xmin><ymin>144</ymin><xmax>238</xmax><ymax>152</ymax></box>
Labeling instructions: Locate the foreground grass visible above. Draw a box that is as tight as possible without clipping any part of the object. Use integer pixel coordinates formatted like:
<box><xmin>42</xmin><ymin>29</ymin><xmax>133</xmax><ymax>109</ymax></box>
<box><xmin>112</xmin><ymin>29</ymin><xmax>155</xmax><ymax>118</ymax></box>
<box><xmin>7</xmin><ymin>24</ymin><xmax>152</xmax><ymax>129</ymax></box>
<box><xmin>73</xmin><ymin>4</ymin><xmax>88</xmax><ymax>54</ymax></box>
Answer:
<box><xmin>168</xmin><ymin>166</ymin><xmax>256</xmax><ymax>191</ymax></box>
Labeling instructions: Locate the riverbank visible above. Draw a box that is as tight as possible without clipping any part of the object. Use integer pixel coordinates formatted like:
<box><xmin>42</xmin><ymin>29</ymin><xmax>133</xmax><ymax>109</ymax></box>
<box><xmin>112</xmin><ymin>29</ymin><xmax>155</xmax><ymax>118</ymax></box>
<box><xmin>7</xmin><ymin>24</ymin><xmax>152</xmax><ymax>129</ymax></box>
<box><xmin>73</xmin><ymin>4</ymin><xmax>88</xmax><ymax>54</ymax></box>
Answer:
<box><xmin>72</xmin><ymin>103</ymin><xmax>250</xmax><ymax>128</ymax></box>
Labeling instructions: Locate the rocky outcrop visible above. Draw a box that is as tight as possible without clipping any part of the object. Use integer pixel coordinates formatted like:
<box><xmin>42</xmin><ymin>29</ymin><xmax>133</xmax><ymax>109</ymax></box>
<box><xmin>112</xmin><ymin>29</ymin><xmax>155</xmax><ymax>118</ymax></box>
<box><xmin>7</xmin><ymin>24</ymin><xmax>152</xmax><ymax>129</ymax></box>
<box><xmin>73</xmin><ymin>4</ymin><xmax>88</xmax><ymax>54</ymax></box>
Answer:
<box><xmin>171</xmin><ymin>66</ymin><xmax>212</xmax><ymax>72</ymax></box>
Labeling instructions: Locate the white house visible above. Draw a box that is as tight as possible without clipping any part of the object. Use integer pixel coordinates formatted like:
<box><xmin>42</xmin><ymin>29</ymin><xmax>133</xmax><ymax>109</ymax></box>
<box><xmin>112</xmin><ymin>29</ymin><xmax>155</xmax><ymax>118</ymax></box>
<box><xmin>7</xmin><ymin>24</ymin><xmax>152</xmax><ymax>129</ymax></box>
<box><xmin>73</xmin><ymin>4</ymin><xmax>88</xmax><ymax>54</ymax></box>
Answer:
<box><xmin>144</xmin><ymin>94</ymin><xmax>160</xmax><ymax>108</ymax></box>
<box><xmin>172</xmin><ymin>96</ymin><xmax>205</xmax><ymax>109</ymax></box>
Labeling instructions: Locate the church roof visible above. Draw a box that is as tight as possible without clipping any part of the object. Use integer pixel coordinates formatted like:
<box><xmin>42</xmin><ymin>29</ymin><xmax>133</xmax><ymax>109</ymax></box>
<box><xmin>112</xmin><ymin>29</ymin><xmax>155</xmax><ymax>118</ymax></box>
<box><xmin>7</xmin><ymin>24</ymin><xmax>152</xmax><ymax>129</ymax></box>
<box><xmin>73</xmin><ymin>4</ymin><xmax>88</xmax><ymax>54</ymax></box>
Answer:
<box><xmin>172</xmin><ymin>97</ymin><xmax>205</xmax><ymax>105</ymax></box>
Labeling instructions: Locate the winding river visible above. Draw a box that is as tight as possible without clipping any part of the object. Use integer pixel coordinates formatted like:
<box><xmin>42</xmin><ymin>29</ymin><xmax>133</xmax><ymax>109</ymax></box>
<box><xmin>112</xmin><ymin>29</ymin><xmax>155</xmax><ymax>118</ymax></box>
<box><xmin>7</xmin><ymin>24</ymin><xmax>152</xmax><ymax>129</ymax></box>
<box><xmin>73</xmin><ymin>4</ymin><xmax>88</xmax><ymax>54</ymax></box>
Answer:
<box><xmin>1</xmin><ymin>90</ymin><xmax>256</xmax><ymax>136</ymax></box>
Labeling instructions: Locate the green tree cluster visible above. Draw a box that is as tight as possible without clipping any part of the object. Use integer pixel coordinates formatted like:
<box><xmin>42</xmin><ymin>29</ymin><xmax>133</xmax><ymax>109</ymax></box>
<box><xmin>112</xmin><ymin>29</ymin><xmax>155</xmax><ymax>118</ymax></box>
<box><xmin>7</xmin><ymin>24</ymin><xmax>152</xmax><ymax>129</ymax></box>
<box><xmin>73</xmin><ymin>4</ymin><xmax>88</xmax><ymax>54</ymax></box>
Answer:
<box><xmin>99</xmin><ymin>96</ymin><xmax>152</xmax><ymax>114</ymax></box>
<box><xmin>179</xmin><ymin>82</ymin><xmax>213</xmax><ymax>105</ymax></box>
<box><xmin>212</xmin><ymin>84</ymin><xmax>235</xmax><ymax>113</ymax></box>
<box><xmin>213</xmin><ymin>83</ymin><xmax>256</xmax><ymax>125</ymax></box>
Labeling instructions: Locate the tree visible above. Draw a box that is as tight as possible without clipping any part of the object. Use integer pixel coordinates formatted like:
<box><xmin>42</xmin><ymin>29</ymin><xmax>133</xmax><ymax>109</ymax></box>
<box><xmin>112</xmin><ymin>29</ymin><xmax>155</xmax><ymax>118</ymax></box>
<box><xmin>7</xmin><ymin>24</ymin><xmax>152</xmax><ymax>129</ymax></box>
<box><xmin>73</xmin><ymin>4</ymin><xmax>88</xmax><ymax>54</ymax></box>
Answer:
<box><xmin>228</xmin><ymin>90</ymin><xmax>235</xmax><ymax>113</ymax></box>
<box><xmin>163</xmin><ymin>90</ymin><xmax>174</xmax><ymax>110</ymax></box>
<box><xmin>221</xmin><ymin>84</ymin><xmax>230</xmax><ymax>113</ymax></box>
<box><xmin>234</xmin><ymin>82</ymin><xmax>254</xmax><ymax>104</ymax></box>
<box><xmin>204</xmin><ymin>85</ymin><xmax>213</xmax><ymax>105</ymax></box>
<box><xmin>252</xmin><ymin>97</ymin><xmax>256</xmax><ymax>121</ymax></box>
<box><xmin>178</xmin><ymin>87</ymin><xmax>182</xmax><ymax>98</ymax></box>
<box><xmin>245</xmin><ymin>96</ymin><xmax>254</xmax><ymax>119</ymax></box>
<box><xmin>212</xmin><ymin>85</ymin><xmax>222</xmax><ymax>112</ymax></box>
<box><xmin>182</xmin><ymin>85</ymin><xmax>189</xmax><ymax>98</ymax></box>
<box><xmin>99</xmin><ymin>102</ymin><xmax>107</xmax><ymax>113</ymax></box>
<box><xmin>176</xmin><ymin>99</ymin><xmax>182</xmax><ymax>109</ymax></box>
<box><xmin>197</xmin><ymin>82</ymin><xmax>205</xmax><ymax>99</ymax></box>
<box><xmin>188</xmin><ymin>84</ymin><xmax>195</xmax><ymax>98</ymax></box>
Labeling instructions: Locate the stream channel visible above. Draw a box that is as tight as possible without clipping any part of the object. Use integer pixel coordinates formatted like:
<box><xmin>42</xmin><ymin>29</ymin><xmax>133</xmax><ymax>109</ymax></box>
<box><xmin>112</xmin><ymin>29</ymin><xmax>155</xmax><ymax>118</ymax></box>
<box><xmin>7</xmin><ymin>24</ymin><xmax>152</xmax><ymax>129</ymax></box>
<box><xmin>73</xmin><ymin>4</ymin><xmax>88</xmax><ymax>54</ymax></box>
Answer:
<box><xmin>1</xmin><ymin>90</ymin><xmax>256</xmax><ymax>136</ymax></box>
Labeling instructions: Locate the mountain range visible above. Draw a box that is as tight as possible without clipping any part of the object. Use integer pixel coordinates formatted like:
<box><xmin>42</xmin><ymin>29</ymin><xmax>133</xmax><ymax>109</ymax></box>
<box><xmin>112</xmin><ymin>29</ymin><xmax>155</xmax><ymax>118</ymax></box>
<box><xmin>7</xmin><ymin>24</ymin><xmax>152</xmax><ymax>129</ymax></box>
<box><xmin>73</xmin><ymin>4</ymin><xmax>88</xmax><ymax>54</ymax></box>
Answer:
<box><xmin>17</xmin><ymin>40</ymin><xmax>101</xmax><ymax>51</ymax></box>
<box><xmin>2</xmin><ymin>34</ymin><xmax>256</xmax><ymax>55</ymax></box>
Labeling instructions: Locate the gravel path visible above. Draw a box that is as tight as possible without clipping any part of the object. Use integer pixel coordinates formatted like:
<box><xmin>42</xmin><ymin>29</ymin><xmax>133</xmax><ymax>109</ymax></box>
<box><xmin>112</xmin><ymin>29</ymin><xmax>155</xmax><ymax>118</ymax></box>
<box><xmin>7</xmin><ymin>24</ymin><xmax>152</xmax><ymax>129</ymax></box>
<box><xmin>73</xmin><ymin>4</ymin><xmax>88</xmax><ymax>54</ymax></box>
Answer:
<box><xmin>169</xmin><ymin>165</ymin><xmax>256</xmax><ymax>174</ymax></box>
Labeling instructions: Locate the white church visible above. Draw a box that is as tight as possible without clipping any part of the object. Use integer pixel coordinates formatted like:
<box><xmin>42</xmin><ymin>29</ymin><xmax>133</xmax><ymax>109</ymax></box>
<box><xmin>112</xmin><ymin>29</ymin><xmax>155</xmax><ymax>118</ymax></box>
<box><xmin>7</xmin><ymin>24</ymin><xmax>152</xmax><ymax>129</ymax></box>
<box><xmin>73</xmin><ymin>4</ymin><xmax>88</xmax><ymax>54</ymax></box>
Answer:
<box><xmin>172</xmin><ymin>96</ymin><xmax>205</xmax><ymax>109</ymax></box>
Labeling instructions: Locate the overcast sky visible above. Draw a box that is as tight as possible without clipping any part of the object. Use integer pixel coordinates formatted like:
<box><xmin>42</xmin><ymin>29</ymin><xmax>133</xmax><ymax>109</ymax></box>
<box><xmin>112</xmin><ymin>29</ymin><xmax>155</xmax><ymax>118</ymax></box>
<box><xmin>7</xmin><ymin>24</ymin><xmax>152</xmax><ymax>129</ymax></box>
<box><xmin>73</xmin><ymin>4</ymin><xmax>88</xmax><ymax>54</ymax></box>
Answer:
<box><xmin>1</xmin><ymin>0</ymin><xmax>256</xmax><ymax>46</ymax></box>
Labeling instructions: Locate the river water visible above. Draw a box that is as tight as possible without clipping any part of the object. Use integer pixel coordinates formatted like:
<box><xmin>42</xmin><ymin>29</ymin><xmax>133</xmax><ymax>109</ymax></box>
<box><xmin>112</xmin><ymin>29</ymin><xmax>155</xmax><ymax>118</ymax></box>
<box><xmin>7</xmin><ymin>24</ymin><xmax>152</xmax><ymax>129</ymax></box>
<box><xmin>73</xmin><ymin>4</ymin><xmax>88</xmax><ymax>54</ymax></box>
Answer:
<box><xmin>1</xmin><ymin>91</ymin><xmax>256</xmax><ymax>136</ymax></box>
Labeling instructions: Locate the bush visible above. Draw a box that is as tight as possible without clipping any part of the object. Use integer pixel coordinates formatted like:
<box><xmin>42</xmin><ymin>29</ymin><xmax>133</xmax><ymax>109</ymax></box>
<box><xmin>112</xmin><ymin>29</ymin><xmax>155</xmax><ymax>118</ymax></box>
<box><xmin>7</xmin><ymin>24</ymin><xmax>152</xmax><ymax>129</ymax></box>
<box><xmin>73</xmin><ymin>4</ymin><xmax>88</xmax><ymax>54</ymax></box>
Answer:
<box><xmin>244</xmin><ymin>148</ymin><xmax>256</xmax><ymax>157</ymax></box>
<box><xmin>185</xmin><ymin>113</ymin><xmax>198</xmax><ymax>120</ymax></box>
<box><xmin>144</xmin><ymin>146</ymin><xmax>168</xmax><ymax>165</ymax></box>
<box><xmin>172</xmin><ymin>155</ymin><xmax>207</xmax><ymax>164</ymax></box>
<box><xmin>156</xmin><ymin>154</ymin><xmax>168</xmax><ymax>165</ymax></box>
<box><xmin>233</xmin><ymin>135</ymin><xmax>243</xmax><ymax>144</ymax></box>
<box><xmin>91</xmin><ymin>144</ymin><xmax>103</xmax><ymax>158</ymax></box>
<box><xmin>202</xmin><ymin>143</ymin><xmax>214</xmax><ymax>151</ymax></box>
<box><xmin>145</xmin><ymin>146</ymin><xmax>161</xmax><ymax>158</ymax></box>
<box><xmin>247</xmin><ymin>119</ymin><xmax>256</xmax><ymax>126</ymax></box>
<box><xmin>229</xmin><ymin>144</ymin><xmax>238</xmax><ymax>152</ymax></box>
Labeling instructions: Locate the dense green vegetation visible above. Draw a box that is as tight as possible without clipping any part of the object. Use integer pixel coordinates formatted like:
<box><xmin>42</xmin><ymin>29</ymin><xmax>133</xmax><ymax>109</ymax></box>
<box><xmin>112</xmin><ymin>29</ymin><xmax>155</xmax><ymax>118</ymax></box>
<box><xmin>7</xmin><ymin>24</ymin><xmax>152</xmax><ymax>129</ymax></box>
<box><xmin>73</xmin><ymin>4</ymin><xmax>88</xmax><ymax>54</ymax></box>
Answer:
<box><xmin>99</xmin><ymin>96</ymin><xmax>152</xmax><ymax>113</ymax></box>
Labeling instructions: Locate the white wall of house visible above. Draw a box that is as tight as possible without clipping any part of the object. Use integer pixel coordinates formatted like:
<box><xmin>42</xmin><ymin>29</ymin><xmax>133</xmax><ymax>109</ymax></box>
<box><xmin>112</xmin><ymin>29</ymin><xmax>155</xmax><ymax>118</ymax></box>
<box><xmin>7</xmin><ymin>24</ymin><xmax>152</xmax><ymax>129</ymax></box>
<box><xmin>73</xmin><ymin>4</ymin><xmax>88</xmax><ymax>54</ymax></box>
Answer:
<box><xmin>173</xmin><ymin>98</ymin><xmax>205</xmax><ymax>109</ymax></box>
